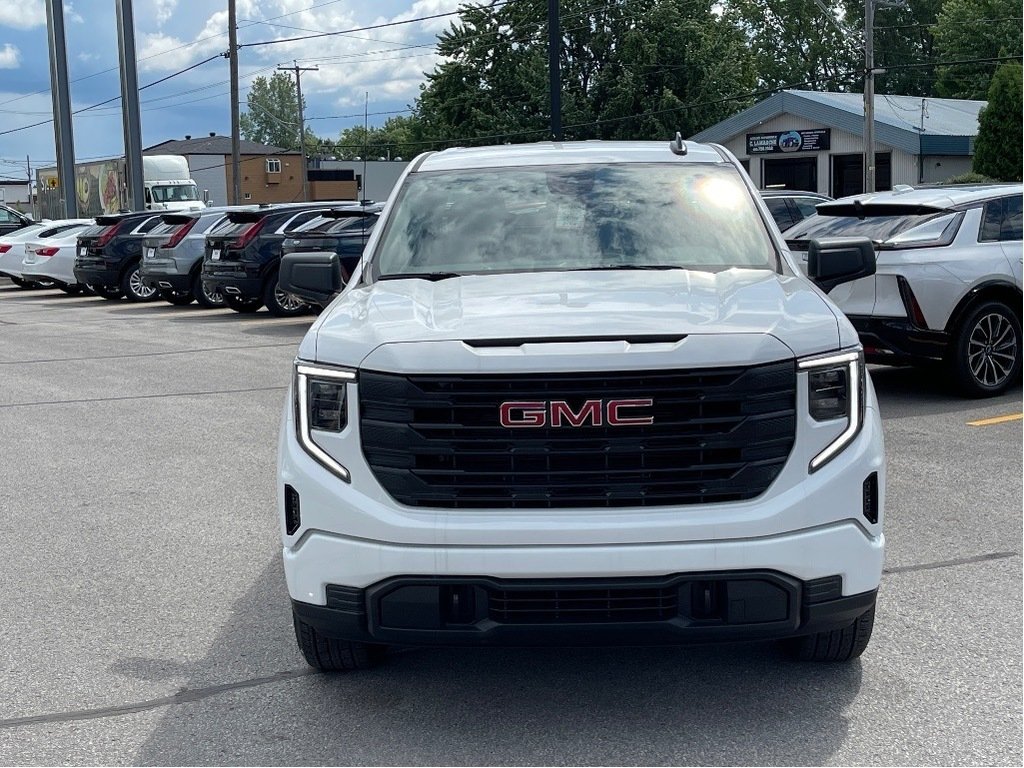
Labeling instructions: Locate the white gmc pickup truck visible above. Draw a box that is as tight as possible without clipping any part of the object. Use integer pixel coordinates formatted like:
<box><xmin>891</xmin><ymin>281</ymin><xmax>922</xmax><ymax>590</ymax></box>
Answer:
<box><xmin>277</xmin><ymin>139</ymin><xmax>885</xmax><ymax>670</ymax></box>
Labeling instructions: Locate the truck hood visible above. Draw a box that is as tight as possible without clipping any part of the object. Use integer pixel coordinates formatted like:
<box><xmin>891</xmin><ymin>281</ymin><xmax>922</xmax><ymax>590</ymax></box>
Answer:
<box><xmin>306</xmin><ymin>268</ymin><xmax>843</xmax><ymax>368</ymax></box>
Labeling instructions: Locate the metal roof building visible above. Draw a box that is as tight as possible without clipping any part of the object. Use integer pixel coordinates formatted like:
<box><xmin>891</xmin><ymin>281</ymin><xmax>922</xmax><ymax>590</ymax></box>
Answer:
<box><xmin>691</xmin><ymin>90</ymin><xmax>986</xmax><ymax>197</ymax></box>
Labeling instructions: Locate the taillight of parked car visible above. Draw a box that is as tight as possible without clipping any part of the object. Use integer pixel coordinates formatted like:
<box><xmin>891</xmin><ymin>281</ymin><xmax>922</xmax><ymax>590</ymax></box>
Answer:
<box><xmin>228</xmin><ymin>221</ymin><xmax>264</xmax><ymax>250</ymax></box>
<box><xmin>160</xmin><ymin>218</ymin><xmax>198</xmax><ymax>249</ymax></box>
<box><xmin>35</xmin><ymin>247</ymin><xmax>59</xmax><ymax>258</ymax></box>
<box><xmin>94</xmin><ymin>222</ymin><xmax>123</xmax><ymax>248</ymax></box>
<box><xmin>0</xmin><ymin>245</ymin><xmax>10</xmax><ymax>253</ymax></box>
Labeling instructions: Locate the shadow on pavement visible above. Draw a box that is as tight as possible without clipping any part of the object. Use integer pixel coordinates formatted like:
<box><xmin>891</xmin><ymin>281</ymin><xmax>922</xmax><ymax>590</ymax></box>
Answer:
<box><xmin>132</xmin><ymin>560</ymin><xmax>863</xmax><ymax>766</ymax></box>
<box><xmin>870</xmin><ymin>364</ymin><xmax>1022</xmax><ymax>418</ymax></box>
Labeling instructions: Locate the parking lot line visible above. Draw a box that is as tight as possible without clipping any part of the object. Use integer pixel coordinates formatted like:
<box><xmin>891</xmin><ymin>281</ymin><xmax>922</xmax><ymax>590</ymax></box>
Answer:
<box><xmin>966</xmin><ymin>412</ymin><xmax>1024</xmax><ymax>427</ymax></box>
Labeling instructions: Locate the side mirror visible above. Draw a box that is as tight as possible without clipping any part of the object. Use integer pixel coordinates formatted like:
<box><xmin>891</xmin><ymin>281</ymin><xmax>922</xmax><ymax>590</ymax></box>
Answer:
<box><xmin>279</xmin><ymin>251</ymin><xmax>344</xmax><ymax>307</ymax></box>
<box><xmin>807</xmin><ymin>237</ymin><xmax>876</xmax><ymax>293</ymax></box>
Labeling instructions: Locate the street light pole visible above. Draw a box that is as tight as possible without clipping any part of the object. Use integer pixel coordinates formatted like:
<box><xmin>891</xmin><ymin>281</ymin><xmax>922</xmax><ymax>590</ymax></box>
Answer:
<box><xmin>278</xmin><ymin>62</ymin><xmax>318</xmax><ymax>202</ymax></box>
<box><xmin>115</xmin><ymin>0</ymin><xmax>145</xmax><ymax>212</ymax></box>
<box><xmin>44</xmin><ymin>0</ymin><xmax>77</xmax><ymax>218</ymax></box>
<box><xmin>228</xmin><ymin>0</ymin><xmax>241</xmax><ymax>205</ymax></box>
<box><xmin>548</xmin><ymin>0</ymin><xmax>562</xmax><ymax>141</ymax></box>
<box><xmin>863</xmin><ymin>0</ymin><xmax>876</xmax><ymax>194</ymax></box>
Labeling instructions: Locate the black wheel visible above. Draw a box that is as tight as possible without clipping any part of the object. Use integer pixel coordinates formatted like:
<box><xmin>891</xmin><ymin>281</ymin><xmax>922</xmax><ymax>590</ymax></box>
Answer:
<box><xmin>224</xmin><ymin>294</ymin><xmax>262</xmax><ymax>313</ymax></box>
<box><xmin>263</xmin><ymin>274</ymin><xmax>307</xmax><ymax>318</ymax></box>
<box><xmin>89</xmin><ymin>283</ymin><xmax>123</xmax><ymax>300</ymax></box>
<box><xmin>783</xmin><ymin>602</ymin><xmax>875</xmax><ymax>662</ymax></box>
<box><xmin>948</xmin><ymin>300</ymin><xmax>1021</xmax><ymax>397</ymax></box>
<box><xmin>192</xmin><ymin>273</ymin><xmax>225</xmax><ymax>308</ymax></box>
<box><xmin>293</xmin><ymin>613</ymin><xmax>385</xmax><ymax>672</ymax></box>
<box><xmin>9</xmin><ymin>276</ymin><xmax>40</xmax><ymax>289</ymax></box>
<box><xmin>160</xmin><ymin>288</ymin><xmax>194</xmax><ymax>306</ymax></box>
<box><xmin>121</xmin><ymin>262</ymin><xmax>159</xmax><ymax>302</ymax></box>
<box><xmin>58</xmin><ymin>284</ymin><xmax>83</xmax><ymax>295</ymax></box>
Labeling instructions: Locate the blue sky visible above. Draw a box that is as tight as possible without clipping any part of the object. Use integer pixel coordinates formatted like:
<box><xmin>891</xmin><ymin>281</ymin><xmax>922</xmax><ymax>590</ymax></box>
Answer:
<box><xmin>0</xmin><ymin>0</ymin><xmax>461</xmax><ymax>179</ymax></box>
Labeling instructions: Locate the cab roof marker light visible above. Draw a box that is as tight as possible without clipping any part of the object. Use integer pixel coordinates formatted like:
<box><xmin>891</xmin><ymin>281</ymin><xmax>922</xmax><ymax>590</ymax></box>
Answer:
<box><xmin>294</xmin><ymin>361</ymin><xmax>355</xmax><ymax>483</ymax></box>
<box><xmin>799</xmin><ymin>350</ymin><xmax>863</xmax><ymax>472</ymax></box>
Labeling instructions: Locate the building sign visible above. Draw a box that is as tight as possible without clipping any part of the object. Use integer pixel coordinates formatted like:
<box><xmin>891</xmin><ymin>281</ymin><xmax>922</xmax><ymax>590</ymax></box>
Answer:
<box><xmin>746</xmin><ymin>129</ymin><xmax>831</xmax><ymax>154</ymax></box>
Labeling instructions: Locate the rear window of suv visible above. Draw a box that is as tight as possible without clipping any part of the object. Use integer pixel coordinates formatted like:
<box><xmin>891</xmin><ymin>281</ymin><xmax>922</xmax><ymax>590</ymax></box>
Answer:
<box><xmin>784</xmin><ymin>210</ymin><xmax>950</xmax><ymax>243</ymax></box>
<box><xmin>373</xmin><ymin>163</ymin><xmax>777</xmax><ymax>277</ymax></box>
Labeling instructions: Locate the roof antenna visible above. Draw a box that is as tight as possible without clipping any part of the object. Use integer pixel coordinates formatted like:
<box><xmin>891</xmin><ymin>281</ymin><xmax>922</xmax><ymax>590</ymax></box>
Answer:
<box><xmin>670</xmin><ymin>132</ymin><xmax>687</xmax><ymax>156</ymax></box>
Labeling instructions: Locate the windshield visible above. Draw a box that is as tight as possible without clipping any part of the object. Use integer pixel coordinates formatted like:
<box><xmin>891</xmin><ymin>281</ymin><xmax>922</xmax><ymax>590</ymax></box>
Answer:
<box><xmin>372</xmin><ymin>164</ymin><xmax>776</xmax><ymax>278</ymax></box>
<box><xmin>150</xmin><ymin>184</ymin><xmax>199</xmax><ymax>203</ymax></box>
<box><xmin>784</xmin><ymin>210</ymin><xmax>948</xmax><ymax>244</ymax></box>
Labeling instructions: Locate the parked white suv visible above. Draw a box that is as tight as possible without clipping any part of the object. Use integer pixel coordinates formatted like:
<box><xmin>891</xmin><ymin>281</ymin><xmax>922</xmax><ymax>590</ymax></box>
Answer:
<box><xmin>277</xmin><ymin>140</ymin><xmax>886</xmax><ymax>670</ymax></box>
<box><xmin>784</xmin><ymin>185</ymin><xmax>1023</xmax><ymax>396</ymax></box>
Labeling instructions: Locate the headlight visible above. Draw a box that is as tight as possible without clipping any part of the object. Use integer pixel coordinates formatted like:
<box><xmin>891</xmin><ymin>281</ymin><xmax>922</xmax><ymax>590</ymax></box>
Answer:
<box><xmin>294</xmin><ymin>361</ymin><xmax>355</xmax><ymax>482</ymax></box>
<box><xmin>798</xmin><ymin>349</ymin><xmax>865</xmax><ymax>472</ymax></box>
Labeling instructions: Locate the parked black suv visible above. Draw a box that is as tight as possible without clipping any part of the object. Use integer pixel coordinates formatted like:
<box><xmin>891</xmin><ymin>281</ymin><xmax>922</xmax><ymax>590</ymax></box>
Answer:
<box><xmin>279</xmin><ymin>203</ymin><xmax>382</xmax><ymax>308</ymax></box>
<box><xmin>759</xmin><ymin>189</ymin><xmax>832</xmax><ymax>231</ymax></box>
<box><xmin>0</xmin><ymin>204</ymin><xmax>33</xmax><ymax>237</ymax></box>
<box><xmin>201</xmin><ymin>203</ymin><xmax>355</xmax><ymax>316</ymax></box>
<box><xmin>74</xmin><ymin>211</ymin><xmax>165</xmax><ymax>300</ymax></box>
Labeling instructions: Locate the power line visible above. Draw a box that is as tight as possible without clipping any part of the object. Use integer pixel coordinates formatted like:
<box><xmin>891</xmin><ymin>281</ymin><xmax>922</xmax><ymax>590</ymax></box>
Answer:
<box><xmin>0</xmin><ymin>54</ymin><xmax>223</xmax><ymax>137</ymax></box>
<box><xmin>239</xmin><ymin>0</ymin><xmax>514</xmax><ymax>49</ymax></box>
<box><xmin>873</xmin><ymin>16</ymin><xmax>1022</xmax><ymax>30</ymax></box>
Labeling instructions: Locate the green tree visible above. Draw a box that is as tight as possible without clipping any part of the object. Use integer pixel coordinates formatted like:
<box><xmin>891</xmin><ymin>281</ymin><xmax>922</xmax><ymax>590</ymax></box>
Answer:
<box><xmin>933</xmin><ymin>0</ymin><xmax>1022</xmax><ymax>99</ymax></box>
<box><xmin>845</xmin><ymin>0</ymin><xmax>943</xmax><ymax>96</ymax></box>
<box><xmin>972</xmin><ymin>62</ymin><xmax>1023</xmax><ymax>180</ymax></box>
<box><xmin>240</xmin><ymin>72</ymin><xmax>312</xmax><ymax>151</ymax></box>
<box><xmin>332</xmin><ymin>116</ymin><xmax>420</xmax><ymax>160</ymax></box>
<box><xmin>723</xmin><ymin>0</ymin><xmax>860</xmax><ymax>92</ymax></box>
<box><xmin>413</xmin><ymin>0</ymin><xmax>757</xmax><ymax>145</ymax></box>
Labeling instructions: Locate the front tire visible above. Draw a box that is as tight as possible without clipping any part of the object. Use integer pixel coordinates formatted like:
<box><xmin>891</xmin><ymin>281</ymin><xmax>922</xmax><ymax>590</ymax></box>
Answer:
<box><xmin>224</xmin><ymin>294</ymin><xmax>262</xmax><ymax>313</ymax></box>
<box><xmin>263</xmin><ymin>275</ymin><xmax>308</xmax><ymax>318</ymax></box>
<box><xmin>783</xmin><ymin>602</ymin><xmax>875</xmax><ymax>662</ymax></box>
<box><xmin>121</xmin><ymin>263</ymin><xmax>159</xmax><ymax>302</ymax></box>
<box><xmin>948</xmin><ymin>300</ymin><xmax>1021</xmax><ymax>397</ymax></box>
<box><xmin>293</xmin><ymin>614</ymin><xmax>385</xmax><ymax>672</ymax></box>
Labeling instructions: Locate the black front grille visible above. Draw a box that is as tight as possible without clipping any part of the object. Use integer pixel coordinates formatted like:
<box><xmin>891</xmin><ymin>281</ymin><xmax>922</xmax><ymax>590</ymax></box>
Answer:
<box><xmin>359</xmin><ymin>361</ymin><xmax>797</xmax><ymax>508</ymax></box>
<box><xmin>489</xmin><ymin>585</ymin><xmax>679</xmax><ymax>624</ymax></box>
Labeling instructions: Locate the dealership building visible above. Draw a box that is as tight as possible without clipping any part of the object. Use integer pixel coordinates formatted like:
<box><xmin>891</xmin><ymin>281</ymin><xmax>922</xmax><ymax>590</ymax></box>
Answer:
<box><xmin>691</xmin><ymin>90</ymin><xmax>985</xmax><ymax>197</ymax></box>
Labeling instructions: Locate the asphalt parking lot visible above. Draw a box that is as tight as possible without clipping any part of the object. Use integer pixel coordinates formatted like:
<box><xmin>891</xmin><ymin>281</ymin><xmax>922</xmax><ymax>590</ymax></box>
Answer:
<box><xmin>0</xmin><ymin>281</ymin><xmax>1020</xmax><ymax>766</ymax></box>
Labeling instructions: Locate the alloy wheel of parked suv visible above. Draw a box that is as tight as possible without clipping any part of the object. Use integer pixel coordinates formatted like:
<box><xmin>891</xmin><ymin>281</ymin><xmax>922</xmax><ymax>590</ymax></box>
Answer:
<box><xmin>122</xmin><ymin>263</ymin><xmax>159</xmax><ymax>302</ymax></box>
<box><xmin>191</xmin><ymin>273</ymin><xmax>225</xmax><ymax>308</ymax></box>
<box><xmin>265</xmin><ymin>279</ymin><xmax>307</xmax><ymax>318</ymax></box>
<box><xmin>950</xmin><ymin>301</ymin><xmax>1021</xmax><ymax>397</ymax></box>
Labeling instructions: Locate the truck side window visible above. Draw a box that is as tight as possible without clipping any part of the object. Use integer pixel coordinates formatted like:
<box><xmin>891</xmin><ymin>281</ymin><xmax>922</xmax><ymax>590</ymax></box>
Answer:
<box><xmin>145</xmin><ymin>188</ymin><xmax>152</xmax><ymax>205</ymax></box>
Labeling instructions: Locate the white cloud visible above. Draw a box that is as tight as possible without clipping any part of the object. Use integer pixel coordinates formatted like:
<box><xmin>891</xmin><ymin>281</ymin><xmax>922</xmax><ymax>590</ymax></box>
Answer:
<box><xmin>154</xmin><ymin>0</ymin><xmax>179</xmax><ymax>25</ymax></box>
<box><xmin>0</xmin><ymin>44</ymin><xmax>21</xmax><ymax>69</ymax></box>
<box><xmin>0</xmin><ymin>0</ymin><xmax>45</xmax><ymax>29</ymax></box>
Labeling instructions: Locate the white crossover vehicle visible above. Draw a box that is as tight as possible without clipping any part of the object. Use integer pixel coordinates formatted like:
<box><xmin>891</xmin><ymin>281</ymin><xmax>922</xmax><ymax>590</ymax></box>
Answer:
<box><xmin>277</xmin><ymin>140</ymin><xmax>886</xmax><ymax>670</ymax></box>
<box><xmin>21</xmin><ymin>221</ymin><xmax>94</xmax><ymax>294</ymax></box>
<box><xmin>784</xmin><ymin>185</ymin><xmax>1023</xmax><ymax>396</ymax></box>
<box><xmin>0</xmin><ymin>219</ymin><xmax>92</xmax><ymax>289</ymax></box>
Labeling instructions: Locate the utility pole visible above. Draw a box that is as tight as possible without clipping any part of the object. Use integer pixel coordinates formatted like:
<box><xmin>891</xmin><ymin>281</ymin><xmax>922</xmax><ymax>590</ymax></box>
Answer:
<box><xmin>863</xmin><ymin>0</ymin><xmax>876</xmax><ymax>194</ymax></box>
<box><xmin>116</xmin><ymin>0</ymin><xmax>146</xmax><ymax>211</ymax></box>
<box><xmin>278</xmin><ymin>62</ymin><xmax>318</xmax><ymax>202</ymax></box>
<box><xmin>548</xmin><ymin>0</ymin><xmax>562</xmax><ymax>141</ymax></box>
<box><xmin>44</xmin><ymin>0</ymin><xmax>77</xmax><ymax>218</ymax></box>
<box><xmin>26</xmin><ymin>155</ymin><xmax>32</xmax><ymax>218</ymax></box>
<box><xmin>228</xmin><ymin>0</ymin><xmax>241</xmax><ymax>205</ymax></box>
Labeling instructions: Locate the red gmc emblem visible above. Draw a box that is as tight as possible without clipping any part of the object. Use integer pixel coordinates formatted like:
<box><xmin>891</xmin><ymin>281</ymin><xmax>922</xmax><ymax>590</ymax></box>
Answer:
<box><xmin>499</xmin><ymin>399</ymin><xmax>654</xmax><ymax>428</ymax></box>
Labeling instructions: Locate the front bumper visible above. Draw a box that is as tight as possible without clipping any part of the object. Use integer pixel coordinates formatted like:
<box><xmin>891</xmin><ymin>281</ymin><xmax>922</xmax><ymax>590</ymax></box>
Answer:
<box><xmin>293</xmin><ymin>573</ymin><xmax>877</xmax><ymax>647</ymax></box>
<box><xmin>850</xmin><ymin>315</ymin><xmax>950</xmax><ymax>365</ymax></box>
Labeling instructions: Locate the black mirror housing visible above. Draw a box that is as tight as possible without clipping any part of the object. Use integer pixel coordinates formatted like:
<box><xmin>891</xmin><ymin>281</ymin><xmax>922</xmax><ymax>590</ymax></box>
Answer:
<box><xmin>807</xmin><ymin>237</ymin><xmax>877</xmax><ymax>293</ymax></box>
<box><xmin>279</xmin><ymin>252</ymin><xmax>344</xmax><ymax>307</ymax></box>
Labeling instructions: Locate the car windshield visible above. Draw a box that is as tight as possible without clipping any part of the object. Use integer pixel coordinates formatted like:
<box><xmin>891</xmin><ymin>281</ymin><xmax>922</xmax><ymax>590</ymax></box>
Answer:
<box><xmin>784</xmin><ymin>209</ymin><xmax>948</xmax><ymax>244</ymax></box>
<box><xmin>372</xmin><ymin>164</ymin><xmax>776</xmax><ymax>278</ymax></box>
<box><xmin>150</xmin><ymin>184</ymin><xmax>199</xmax><ymax>203</ymax></box>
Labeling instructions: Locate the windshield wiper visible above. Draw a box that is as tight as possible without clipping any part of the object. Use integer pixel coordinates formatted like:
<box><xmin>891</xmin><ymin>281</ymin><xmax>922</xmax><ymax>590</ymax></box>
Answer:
<box><xmin>377</xmin><ymin>271</ymin><xmax>461</xmax><ymax>282</ymax></box>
